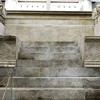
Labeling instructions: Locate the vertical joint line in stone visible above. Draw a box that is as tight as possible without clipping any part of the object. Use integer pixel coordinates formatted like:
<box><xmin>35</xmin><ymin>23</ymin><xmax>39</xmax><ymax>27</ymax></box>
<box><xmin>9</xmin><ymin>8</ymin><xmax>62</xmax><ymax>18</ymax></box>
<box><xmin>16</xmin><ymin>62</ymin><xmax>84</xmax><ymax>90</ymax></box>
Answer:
<box><xmin>47</xmin><ymin>0</ymin><xmax>50</xmax><ymax>11</ymax></box>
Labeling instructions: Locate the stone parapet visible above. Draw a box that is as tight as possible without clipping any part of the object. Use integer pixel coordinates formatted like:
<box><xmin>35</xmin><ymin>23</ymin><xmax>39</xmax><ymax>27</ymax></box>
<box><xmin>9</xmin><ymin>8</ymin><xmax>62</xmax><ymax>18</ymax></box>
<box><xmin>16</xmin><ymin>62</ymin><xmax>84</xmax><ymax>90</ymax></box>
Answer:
<box><xmin>84</xmin><ymin>36</ymin><xmax>100</xmax><ymax>67</ymax></box>
<box><xmin>0</xmin><ymin>36</ymin><xmax>20</xmax><ymax>67</ymax></box>
<box><xmin>78</xmin><ymin>36</ymin><xmax>100</xmax><ymax>67</ymax></box>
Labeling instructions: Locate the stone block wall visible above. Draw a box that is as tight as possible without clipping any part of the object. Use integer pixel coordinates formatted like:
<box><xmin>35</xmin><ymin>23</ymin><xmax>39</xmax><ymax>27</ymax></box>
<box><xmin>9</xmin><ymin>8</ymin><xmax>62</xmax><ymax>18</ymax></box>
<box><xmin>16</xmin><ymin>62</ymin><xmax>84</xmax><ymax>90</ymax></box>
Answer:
<box><xmin>5</xmin><ymin>11</ymin><xmax>94</xmax><ymax>42</ymax></box>
<box><xmin>93</xmin><ymin>5</ymin><xmax>100</xmax><ymax>36</ymax></box>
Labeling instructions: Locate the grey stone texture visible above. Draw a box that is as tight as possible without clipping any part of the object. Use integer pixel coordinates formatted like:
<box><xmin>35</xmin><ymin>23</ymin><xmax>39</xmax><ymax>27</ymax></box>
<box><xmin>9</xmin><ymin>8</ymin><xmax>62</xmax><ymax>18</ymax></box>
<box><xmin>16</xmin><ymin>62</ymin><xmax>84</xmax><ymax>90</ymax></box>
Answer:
<box><xmin>0</xmin><ymin>36</ymin><xmax>17</xmax><ymax>67</ymax></box>
<box><xmin>7</xmin><ymin>41</ymin><xmax>100</xmax><ymax>100</ymax></box>
<box><xmin>0</xmin><ymin>11</ymin><xmax>100</xmax><ymax>100</ymax></box>
<box><xmin>0</xmin><ymin>38</ymin><xmax>100</xmax><ymax>100</ymax></box>
<box><xmin>0</xmin><ymin>22</ymin><xmax>4</xmax><ymax>35</ymax></box>
<box><xmin>0</xmin><ymin>36</ymin><xmax>16</xmax><ymax>60</ymax></box>
<box><xmin>93</xmin><ymin>5</ymin><xmax>100</xmax><ymax>36</ymax></box>
<box><xmin>84</xmin><ymin>36</ymin><xmax>100</xmax><ymax>67</ymax></box>
<box><xmin>0</xmin><ymin>88</ymin><xmax>85</xmax><ymax>100</ymax></box>
<box><xmin>14</xmin><ymin>67</ymin><xmax>100</xmax><ymax>77</ymax></box>
<box><xmin>5</xmin><ymin>11</ymin><xmax>94</xmax><ymax>42</ymax></box>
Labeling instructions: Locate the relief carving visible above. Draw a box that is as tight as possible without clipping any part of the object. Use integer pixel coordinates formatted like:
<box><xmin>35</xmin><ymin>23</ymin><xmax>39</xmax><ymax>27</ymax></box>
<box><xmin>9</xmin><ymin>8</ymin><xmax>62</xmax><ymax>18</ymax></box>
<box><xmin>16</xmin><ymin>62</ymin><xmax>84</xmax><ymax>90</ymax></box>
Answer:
<box><xmin>0</xmin><ymin>0</ymin><xmax>6</xmax><ymax>17</ymax></box>
<box><xmin>92</xmin><ymin>5</ymin><xmax>100</xmax><ymax>19</ymax></box>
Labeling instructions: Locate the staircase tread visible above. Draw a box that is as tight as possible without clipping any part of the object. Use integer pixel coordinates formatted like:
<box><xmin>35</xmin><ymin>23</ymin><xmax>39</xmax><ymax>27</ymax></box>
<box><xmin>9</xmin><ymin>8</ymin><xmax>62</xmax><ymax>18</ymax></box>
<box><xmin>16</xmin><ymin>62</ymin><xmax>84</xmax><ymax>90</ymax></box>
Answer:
<box><xmin>0</xmin><ymin>87</ymin><xmax>86</xmax><ymax>90</ymax></box>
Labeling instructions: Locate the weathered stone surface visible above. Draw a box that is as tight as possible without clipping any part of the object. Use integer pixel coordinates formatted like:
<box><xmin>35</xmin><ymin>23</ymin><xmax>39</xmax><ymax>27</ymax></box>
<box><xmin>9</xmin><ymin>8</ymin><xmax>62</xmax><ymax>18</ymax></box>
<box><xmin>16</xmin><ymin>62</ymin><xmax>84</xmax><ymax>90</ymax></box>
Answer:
<box><xmin>0</xmin><ymin>89</ymin><xmax>12</xmax><ymax>100</ymax></box>
<box><xmin>17</xmin><ymin>59</ymin><xmax>82</xmax><ymax>68</ymax></box>
<box><xmin>11</xmin><ymin>40</ymin><xmax>100</xmax><ymax>100</ymax></box>
<box><xmin>0</xmin><ymin>88</ymin><xmax>85</xmax><ymax>100</ymax></box>
<box><xmin>0</xmin><ymin>36</ymin><xmax>16</xmax><ymax>60</ymax></box>
<box><xmin>14</xmin><ymin>89</ymin><xmax>85</xmax><ymax>100</ymax></box>
<box><xmin>20</xmin><ymin>46</ymin><xmax>79</xmax><ymax>53</ymax></box>
<box><xmin>0</xmin><ymin>67</ymin><xmax>14</xmax><ymax>77</ymax></box>
<box><xmin>14</xmin><ymin>67</ymin><xmax>100</xmax><ymax>77</ymax></box>
<box><xmin>0</xmin><ymin>22</ymin><xmax>4</xmax><ymax>35</ymax></box>
<box><xmin>0</xmin><ymin>36</ymin><xmax>17</xmax><ymax>67</ymax></box>
<box><xmin>85</xmin><ymin>78</ymin><xmax>100</xmax><ymax>89</ymax></box>
<box><xmin>12</xmin><ymin>77</ymin><xmax>100</xmax><ymax>89</ymax></box>
<box><xmin>12</xmin><ymin>77</ymin><xmax>85</xmax><ymax>88</ymax></box>
<box><xmin>20</xmin><ymin>42</ymin><xmax>79</xmax><ymax>54</ymax></box>
<box><xmin>18</xmin><ymin>52</ymin><xmax>81</xmax><ymax>60</ymax></box>
<box><xmin>21</xmin><ymin>41</ymin><xmax>78</xmax><ymax>47</ymax></box>
<box><xmin>6</xmin><ymin>25</ymin><xmax>94</xmax><ymax>42</ymax></box>
<box><xmin>93</xmin><ymin>5</ymin><xmax>100</xmax><ymax>36</ymax></box>
<box><xmin>6</xmin><ymin>18</ymin><xmax>93</xmax><ymax>25</ymax></box>
<box><xmin>84</xmin><ymin>36</ymin><xmax>100</xmax><ymax>67</ymax></box>
<box><xmin>5</xmin><ymin>11</ymin><xmax>94</xmax><ymax>42</ymax></box>
<box><xmin>18</xmin><ymin>41</ymin><xmax>82</xmax><ymax>67</ymax></box>
<box><xmin>86</xmin><ymin>89</ymin><xmax>100</xmax><ymax>100</ymax></box>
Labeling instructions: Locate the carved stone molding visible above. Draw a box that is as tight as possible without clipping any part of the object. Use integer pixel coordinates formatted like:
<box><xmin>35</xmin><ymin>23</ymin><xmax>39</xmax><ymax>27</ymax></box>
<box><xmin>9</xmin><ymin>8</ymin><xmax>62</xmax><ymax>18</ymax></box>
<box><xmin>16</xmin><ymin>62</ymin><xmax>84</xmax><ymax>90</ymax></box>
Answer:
<box><xmin>84</xmin><ymin>36</ymin><xmax>100</xmax><ymax>67</ymax></box>
<box><xmin>0</xmin><ymin>36</ymin><xmax>21</xmax><ymax>67</ymax></box>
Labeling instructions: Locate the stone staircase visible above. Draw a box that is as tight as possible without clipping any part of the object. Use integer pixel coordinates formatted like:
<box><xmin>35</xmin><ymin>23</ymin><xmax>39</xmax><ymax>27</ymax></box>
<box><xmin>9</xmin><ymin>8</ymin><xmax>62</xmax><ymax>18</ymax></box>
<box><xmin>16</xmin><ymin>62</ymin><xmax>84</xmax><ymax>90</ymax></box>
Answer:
<box><xmin>0</xmin><ymin>41</ymin><xmax>100</xmax><ymax>100</ymax></box>
<box><xmin>14</xmin><ymin>41</ymin><xmax>83</xmax><ymax>100</ymax></box>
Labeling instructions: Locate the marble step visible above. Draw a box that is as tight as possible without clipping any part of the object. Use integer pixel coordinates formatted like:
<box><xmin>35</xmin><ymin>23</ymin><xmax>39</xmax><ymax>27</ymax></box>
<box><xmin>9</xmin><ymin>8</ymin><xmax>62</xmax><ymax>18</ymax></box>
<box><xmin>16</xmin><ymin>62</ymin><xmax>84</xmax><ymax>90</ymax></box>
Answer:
<box><xmin>20</xmin><ymin>46</ymin><xmax>79</xmax><ymax>53</ymax></box>
<box><xmin>18</xmin><ymin>52</ymin><xmax>81</xmax><ymax>60</ymax></box>
<box><xmin>0</xmin><ymin>88</ymin><xmax>85</xmax><ymax>100</ymax></box>
<box><xmin>17</xmin><ymin>60</ymin><xmax>82</xmax><ymax>68</ymax></box>
<box><xmin>14</xmin><ymin>67</ymin><xmax>100</xmax><ymax>77</ymax></box>
<box><xmin>21</xmin><ymin>42</ymin><xmax>77</xmax><ymax>48</ymax></box>
<box><xmin>12</xmin><ymin>77</ymin><xmax>100</xmax><ymax>89</ymax></box>
<box><xmin>0</xmin><ymin>88</ymin><xmax>99</xmax><ymax>100</ymax></box>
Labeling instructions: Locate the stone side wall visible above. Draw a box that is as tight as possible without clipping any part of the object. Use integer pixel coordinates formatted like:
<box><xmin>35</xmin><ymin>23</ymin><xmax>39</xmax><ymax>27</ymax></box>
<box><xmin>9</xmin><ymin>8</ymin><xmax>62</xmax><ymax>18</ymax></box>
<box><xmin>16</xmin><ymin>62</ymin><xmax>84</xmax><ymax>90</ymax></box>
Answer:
<box><xmin>93</xmin><ymin>5</ymin><xmax>100</xmax><ymax>36</ymax></box>
<box><xmin>5</xmin><ymin>11</ymin><xmax>94</xmax><ymax>42</ymax></box>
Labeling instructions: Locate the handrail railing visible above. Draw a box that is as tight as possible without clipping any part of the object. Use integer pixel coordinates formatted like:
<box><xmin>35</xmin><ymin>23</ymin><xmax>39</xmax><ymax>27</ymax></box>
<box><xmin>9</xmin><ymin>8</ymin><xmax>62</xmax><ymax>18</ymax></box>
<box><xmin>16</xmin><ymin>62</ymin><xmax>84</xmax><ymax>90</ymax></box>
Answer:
<box><xmin>0</xmin><ymin>72</ymin><xmax>13</xmax><ymax>100</ymax></box>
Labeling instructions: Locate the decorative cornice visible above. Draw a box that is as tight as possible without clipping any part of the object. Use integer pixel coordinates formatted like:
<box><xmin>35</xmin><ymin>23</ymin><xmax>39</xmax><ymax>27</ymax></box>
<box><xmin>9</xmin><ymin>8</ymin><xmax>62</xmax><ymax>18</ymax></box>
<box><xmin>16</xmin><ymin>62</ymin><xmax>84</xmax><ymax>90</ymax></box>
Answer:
<box><xmin>6</xmin><ymin>10</ymin><xmax>92</xmax><ymax>16</ymax></box>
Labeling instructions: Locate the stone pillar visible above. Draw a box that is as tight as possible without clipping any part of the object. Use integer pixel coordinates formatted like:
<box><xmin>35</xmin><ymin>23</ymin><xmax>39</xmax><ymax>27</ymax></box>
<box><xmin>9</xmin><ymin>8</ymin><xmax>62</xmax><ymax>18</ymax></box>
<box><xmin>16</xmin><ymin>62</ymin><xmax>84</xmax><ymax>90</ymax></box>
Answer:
<box><xmin>92</xmin><ymin>5</ymin><xmax>100</xmax><ymax>36</ymax></box>
<box><xmin>0</xmin><ymin>0</ymin><xmax>5</xmax><ymax>36</ymax></box>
